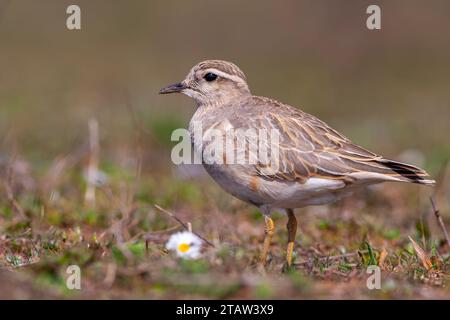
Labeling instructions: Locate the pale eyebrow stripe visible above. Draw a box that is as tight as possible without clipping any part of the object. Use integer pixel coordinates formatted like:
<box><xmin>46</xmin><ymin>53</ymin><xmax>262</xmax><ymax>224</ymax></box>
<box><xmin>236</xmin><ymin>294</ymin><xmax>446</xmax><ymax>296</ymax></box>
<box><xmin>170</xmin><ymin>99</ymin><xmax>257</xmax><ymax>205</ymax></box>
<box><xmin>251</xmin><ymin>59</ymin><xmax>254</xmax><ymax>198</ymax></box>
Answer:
<box><xmin>204</xmin><ymin>68</ymin><xmax>247</xmax><ymax>86</ymax></box>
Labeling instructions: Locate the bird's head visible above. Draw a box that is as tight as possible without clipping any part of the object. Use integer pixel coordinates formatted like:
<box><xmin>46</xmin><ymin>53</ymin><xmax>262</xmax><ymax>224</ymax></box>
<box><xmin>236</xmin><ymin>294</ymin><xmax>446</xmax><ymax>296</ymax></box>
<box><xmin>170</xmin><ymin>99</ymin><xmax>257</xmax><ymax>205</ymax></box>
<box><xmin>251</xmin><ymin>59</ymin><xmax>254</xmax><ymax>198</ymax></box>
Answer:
<box><xmin>159</xmin><ymin>60</ymin><xmax>251</xmax><ymax>106</ymax></box>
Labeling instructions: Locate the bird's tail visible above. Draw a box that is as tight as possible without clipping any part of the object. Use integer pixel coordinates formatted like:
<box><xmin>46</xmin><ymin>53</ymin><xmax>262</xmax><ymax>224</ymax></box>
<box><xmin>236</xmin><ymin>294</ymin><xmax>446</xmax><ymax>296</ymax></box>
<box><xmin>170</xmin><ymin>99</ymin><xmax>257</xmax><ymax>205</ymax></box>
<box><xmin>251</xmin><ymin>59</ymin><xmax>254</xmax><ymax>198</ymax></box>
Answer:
<box><xmin>378</xmin><ymin>159</ymin><xmax>436</xmax><ymax>186</ymax></box>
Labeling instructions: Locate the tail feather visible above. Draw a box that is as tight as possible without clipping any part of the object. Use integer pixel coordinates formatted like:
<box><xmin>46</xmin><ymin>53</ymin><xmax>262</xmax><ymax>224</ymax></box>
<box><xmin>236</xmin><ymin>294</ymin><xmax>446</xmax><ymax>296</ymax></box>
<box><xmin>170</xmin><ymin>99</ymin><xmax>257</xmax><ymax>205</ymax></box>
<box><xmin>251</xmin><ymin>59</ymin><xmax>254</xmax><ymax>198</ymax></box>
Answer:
<box><xmin>378</xmin><ymin>159</ymin><xmax>436</xmax><ymax>186</ymax></box>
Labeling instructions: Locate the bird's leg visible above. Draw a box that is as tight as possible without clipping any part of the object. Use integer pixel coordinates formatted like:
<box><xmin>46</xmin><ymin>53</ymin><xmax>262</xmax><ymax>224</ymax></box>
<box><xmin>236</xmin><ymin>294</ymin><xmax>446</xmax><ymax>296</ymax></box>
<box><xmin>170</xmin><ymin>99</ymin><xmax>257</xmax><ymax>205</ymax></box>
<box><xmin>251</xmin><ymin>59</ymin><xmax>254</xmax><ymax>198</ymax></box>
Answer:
<box><xmin>260</xmin><ymin>215</ymin><xmax>275</xmax><ymax>264</ymax></box>
<box><xmin>286</xmin><ymin>209</ymin><xmax>297</xmax><ymax>267</ymax></box>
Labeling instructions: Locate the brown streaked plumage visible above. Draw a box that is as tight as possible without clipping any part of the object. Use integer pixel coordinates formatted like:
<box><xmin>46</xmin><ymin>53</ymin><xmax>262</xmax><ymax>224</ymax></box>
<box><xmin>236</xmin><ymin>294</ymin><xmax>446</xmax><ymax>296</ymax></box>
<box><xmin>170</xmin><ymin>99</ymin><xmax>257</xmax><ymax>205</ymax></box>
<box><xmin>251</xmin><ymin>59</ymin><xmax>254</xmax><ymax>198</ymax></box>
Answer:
<box><xmin>160</xmin><ymin>59</ymin><xmax>435</xmax><ymax>268</ymax></box>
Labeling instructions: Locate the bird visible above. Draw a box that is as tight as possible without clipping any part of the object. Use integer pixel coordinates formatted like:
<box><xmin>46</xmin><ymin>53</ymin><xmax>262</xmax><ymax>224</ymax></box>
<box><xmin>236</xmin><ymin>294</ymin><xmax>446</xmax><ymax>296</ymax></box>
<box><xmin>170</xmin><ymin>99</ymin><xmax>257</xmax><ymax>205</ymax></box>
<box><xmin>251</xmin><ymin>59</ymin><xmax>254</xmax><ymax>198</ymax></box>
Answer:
<box><xmin>159</xmin><ymin>59</ymin><xmax>435</xmax><ymax>267</ymax></box>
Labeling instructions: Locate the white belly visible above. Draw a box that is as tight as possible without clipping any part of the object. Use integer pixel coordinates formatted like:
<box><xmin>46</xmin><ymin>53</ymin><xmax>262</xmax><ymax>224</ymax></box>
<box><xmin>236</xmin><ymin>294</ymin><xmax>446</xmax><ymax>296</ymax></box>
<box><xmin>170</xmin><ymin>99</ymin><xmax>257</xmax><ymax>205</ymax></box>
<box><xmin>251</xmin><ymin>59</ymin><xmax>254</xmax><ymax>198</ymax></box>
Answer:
<box><xmin>203</xmin><ymin>163</ymin><xmax>352</xmax><ymax>208</ymax></box>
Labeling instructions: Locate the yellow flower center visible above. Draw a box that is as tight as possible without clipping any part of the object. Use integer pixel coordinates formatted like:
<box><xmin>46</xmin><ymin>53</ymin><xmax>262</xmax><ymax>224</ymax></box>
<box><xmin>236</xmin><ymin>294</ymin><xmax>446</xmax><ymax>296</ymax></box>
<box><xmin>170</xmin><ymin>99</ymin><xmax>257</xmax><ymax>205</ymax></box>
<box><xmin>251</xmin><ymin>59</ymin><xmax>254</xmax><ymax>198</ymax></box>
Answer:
<box><xmin>178</xmin><ymin>243</ymin><xmax>190</xmax><ymax>253</ymax></box>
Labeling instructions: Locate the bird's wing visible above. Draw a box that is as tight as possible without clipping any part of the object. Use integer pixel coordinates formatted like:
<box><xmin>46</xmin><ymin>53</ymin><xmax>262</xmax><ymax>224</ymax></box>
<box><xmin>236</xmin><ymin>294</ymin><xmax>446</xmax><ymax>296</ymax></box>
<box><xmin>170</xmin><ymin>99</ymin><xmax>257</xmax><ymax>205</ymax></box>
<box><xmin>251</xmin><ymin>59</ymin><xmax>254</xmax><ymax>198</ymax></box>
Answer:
<box><xmin>231</xmin><ymin>99</ymin><xmax>434</xmax><ymax>186</ymax></box>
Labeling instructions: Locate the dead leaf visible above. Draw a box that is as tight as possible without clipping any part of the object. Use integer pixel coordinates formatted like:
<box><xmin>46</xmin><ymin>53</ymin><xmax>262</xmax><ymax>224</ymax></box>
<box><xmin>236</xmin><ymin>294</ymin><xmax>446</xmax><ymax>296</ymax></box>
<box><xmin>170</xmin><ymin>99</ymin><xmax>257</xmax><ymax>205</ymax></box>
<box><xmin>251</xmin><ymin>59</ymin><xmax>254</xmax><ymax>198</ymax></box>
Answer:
<box><xmin>378</xmin><ymin>247</ymin><xmax>388</xmax><ymax>267</ymax></box>
<box><xmin>408</xmin><ymin>236</ymin><xmax>433</xmax><ymax>270</ymax></box>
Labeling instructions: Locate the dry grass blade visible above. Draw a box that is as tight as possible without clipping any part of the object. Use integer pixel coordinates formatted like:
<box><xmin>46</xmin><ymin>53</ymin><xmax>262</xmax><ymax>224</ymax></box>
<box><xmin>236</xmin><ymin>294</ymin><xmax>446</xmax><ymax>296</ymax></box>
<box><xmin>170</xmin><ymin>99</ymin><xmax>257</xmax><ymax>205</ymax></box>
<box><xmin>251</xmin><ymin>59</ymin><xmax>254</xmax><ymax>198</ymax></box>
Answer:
<box><xmin>408</xmin><ymin>236</ymin><xmax>433</xmax><ymax>270</ymax></box>
<box><xmin>154</xmin><ymin>204</ymin><xmax>215</xmax><ymax>247</ymax></box>
<box><xmin>85</xmin><ymin>118</ymin><xmax>100</xmax><ymax>208</ymax></box>
<box><xmin>41</xmin><ymin>143</ymin><xmax>89</xmax><ymax>195</ymax></box>
<box><xmin>294</xmin><ymin>250</ymin><xmax>369</xmax><ymax>266</ymax></box>
<box><xmin>3</xmin><ymin>155</ymin><xmax>27</xmax><ymax>220</ymax></box>
<box><xmin>429</xmin><ymin>196</ymin><xmax>450</xmax><ymax>247</ymax></box>
<box><xmin>378</xmin><ymin>248</ymin><xmax>388</xmax><ymax>267</ymax></box>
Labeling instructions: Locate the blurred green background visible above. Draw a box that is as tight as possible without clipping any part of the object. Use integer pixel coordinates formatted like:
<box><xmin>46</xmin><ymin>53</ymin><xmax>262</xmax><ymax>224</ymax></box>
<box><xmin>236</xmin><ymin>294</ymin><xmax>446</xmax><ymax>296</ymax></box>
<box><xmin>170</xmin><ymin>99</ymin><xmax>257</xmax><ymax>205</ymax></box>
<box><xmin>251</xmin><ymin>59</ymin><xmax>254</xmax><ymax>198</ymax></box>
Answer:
<box><xmin>1</xmin><ymin>0</ymin><xmax>449</xmax><ymax>173</ymax></box>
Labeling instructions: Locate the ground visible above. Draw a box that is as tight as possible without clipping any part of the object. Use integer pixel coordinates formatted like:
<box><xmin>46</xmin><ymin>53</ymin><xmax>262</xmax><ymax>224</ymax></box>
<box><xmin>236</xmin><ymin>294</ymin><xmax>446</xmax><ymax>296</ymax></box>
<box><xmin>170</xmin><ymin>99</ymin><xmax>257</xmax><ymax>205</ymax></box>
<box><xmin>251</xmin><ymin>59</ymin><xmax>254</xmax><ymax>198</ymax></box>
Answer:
<box><xmin>0</xmin><ymin>157</ymin><xmax>449</xmax><ymax>299</ymax></box>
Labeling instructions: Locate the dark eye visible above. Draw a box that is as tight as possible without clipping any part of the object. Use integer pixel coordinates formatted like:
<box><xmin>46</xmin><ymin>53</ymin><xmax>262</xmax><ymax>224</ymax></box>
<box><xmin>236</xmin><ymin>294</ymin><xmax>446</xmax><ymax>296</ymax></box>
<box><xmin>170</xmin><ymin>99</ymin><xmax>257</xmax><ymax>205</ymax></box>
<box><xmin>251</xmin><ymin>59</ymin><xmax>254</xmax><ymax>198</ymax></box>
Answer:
<box><xmin>203</xmin><ymin>72</ymin><xmax>218</xmax><ymax>82</ymax></box>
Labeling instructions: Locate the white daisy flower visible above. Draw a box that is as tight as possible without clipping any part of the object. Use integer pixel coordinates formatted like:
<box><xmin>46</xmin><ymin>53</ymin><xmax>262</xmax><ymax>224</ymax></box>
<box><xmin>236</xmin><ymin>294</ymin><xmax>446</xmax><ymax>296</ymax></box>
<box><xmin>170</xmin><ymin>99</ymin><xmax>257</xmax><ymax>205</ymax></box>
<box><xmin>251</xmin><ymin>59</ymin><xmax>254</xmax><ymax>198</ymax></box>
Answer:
<box><xmin>166</xmin><ymin>231</ymin><xmax>202</xmax><ymax>259</ymax></box>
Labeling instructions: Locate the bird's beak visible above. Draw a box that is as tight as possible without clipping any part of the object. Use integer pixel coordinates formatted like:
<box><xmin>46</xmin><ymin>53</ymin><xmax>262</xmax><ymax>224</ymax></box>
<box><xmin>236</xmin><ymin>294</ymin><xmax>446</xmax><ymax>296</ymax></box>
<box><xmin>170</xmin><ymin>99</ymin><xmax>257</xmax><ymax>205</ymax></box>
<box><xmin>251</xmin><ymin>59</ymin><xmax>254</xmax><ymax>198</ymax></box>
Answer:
<box><xmin>159</xmin><ymin>82</ymin><xmax>188</xmax><ymax>94</ymax></box>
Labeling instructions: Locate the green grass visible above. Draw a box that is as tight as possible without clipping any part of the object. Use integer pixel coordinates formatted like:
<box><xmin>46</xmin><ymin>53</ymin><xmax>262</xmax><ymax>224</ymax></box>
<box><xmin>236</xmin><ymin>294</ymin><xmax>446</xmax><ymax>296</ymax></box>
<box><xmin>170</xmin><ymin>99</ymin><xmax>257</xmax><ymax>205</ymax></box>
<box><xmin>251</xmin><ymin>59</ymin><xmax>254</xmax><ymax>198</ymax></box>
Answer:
<box><xmin>0</xmin><ymin>159</ymin><xmax>449</xmax><ymax>299</ymax></box>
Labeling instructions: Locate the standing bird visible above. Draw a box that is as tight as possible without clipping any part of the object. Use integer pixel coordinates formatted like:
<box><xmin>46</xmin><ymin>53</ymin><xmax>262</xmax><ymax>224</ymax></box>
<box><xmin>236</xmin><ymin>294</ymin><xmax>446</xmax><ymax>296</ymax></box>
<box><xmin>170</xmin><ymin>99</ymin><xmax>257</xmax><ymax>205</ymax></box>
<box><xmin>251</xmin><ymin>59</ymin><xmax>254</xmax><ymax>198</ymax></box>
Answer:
<box><xmin>160</xmin><ymin>60</ymin><xmax>435</xmax><ymax>267</ymax></box>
